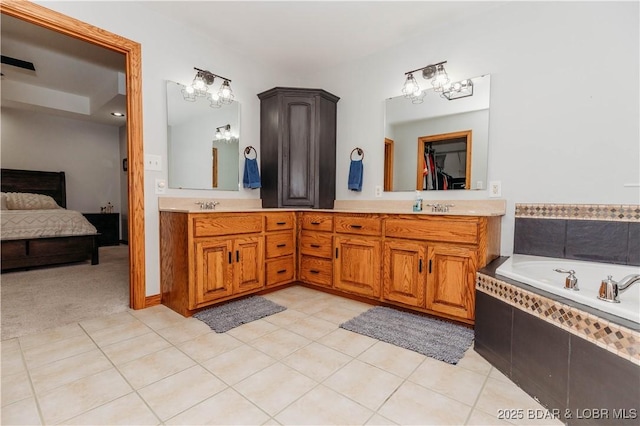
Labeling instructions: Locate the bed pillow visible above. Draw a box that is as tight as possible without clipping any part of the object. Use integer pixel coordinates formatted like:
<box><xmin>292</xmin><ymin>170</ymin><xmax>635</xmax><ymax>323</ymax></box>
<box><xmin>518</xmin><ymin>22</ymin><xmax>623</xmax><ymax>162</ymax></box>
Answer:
<box><xmin>0</xmin><ymin>192</ymin><xmax>7</xmax><ymax>210</ymax></box>
<box><xmin>5</xmin><ymin>192</ymin><xmax>61</xmax><ymax>210</ymax></box>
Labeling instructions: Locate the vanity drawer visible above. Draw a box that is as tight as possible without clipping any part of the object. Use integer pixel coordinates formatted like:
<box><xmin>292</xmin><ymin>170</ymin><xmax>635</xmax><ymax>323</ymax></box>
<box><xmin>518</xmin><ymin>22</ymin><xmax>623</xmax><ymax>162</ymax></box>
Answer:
<box><xmin>299</xmin><ymin>232</ymin><xmax>333</xmax><ymax>258</ymax></box>
<box><xmin>266</xmin><ymin>256</ymin><xmax>295</xmax><ymax>286</ymax></box>
<box><xmin>265</xmin><ymin>232</ymin><xmax>294</xmax><ymax>258</ymax></box>
<box><xmin>299</xmin><ymin>255</ymin><xmax>333</xmax><ymax>287</ymax></box>
<box><xmin>265</xmin><ymin>212</ymin><xmax>295</xmax><ymax>231</ymax></box>
<box><xmin>385</xmin><ymin>217</ymin><xmax>479</xmax><ymax>244</ymax></box>
<box><xmin>193</xmin><ymin>214</ymin><xmax>263</xmax><ymax>237</ymax></box>
<box><xmin>334</xmin><ymin>214</ymin><xmax>382</xmax><ymax>236</ymax></box>
<box><xmin>300</xmin><ymin>213</ymin><xmax>333</xmax><ymax>232</ymax></box>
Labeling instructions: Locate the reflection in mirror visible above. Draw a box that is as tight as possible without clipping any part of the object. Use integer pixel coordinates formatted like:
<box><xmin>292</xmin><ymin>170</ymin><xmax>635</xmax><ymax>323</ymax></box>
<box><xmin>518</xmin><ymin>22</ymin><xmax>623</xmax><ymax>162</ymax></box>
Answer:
<box><xmin>167</xmin><ymin>80</ymin><xmax>240</xmax><ymax>190</ymax></box>
<box><xmin>384</xmin><ymin>74</ymin><xmax>490</xmax><ymax>191</ymax></box>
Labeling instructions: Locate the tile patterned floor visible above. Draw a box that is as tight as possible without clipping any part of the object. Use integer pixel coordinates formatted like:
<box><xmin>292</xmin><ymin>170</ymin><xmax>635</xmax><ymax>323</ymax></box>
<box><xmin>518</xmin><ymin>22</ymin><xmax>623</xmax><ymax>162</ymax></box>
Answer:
<box><xmin>1</xmin><ymin>286</ymin><xmax>563</xmax><ymax>425</ymax></box>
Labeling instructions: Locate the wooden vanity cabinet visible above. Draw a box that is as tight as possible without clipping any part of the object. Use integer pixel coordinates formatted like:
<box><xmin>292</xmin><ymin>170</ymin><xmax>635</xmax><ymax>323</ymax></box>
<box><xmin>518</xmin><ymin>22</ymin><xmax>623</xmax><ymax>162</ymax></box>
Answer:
<box><xmin>383</xmin><ymin>239</ymin><xmax>427</xmax><ymax>307</ymax></box>
<box><xmin>299</xmin><ymin>212</ymin><xmax>334</xmax><ymax>288</ymax></box>
<box><xmin>161</xmin><ymin>212</ymin><xmax>274</xmax><ymax>316</ymax></box>
<box><xmin>426</xmin><ymin>244</ymin><xmax>477</xmax><ymax>319</ymax></box>
<box><xmin>333</xmin><ymin>214</ymin><xmax>382</xmax><ymax>298</ymax></box>
<box><xmin>264</xmin><ymin>212</ymin><xmax>296</xmax><ymax>287</ymax></box>
<box><xmin>258</xmin><ymin>87</ymin><xmax>339</xmax><ymax>209</ymax></box>
<box><xmin>194</xmin><ymin>236</ymin><xmax>264</xmax><ymax>305</ymax></box>
<box><xmin>384</xmin><ymin>215</ymin><xmax>500</xmax><ymax>322</ymax></box>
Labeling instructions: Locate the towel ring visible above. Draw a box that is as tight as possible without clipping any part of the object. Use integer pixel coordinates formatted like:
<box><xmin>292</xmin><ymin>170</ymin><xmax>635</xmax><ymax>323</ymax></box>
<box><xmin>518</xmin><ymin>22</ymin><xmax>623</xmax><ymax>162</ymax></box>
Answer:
<box><xmin>350</xmin><ymin>147</ymin><xmax>364</xmax><ymax>161</ymax></box>
<box><xmin>244</xmin><ymin>146</ymin><xmax>257</xmax><ymax>159</ymax></box>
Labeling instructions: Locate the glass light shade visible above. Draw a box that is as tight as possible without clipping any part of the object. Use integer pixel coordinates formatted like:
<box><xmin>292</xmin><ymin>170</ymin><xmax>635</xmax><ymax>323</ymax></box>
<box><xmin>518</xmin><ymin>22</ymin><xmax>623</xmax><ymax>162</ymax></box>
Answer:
<box><xmin>181</xmin><ymin>84</ymin><xmax>196</xmax><ymax>101</ymax></box>
<box><xmin>192</xmin><ymin>73</ymin><xmax>209</xmax><ymax>97</ymax></box>
<box><xmin>431</xmin><ymin>64</ymin><xmax>450</xmax><ymax>92</ymax></box>
<box><xmin>208</xmin><ymin>91</ymin><xmax>222</xmax><ymax>108</ymax></box>
<box><xmin>402</xmin><ymin>74</ymin><xmax>420</xmax><ymax>98</ymax></box>
<box><xmin>218</xmin><ymin>80</ymin><xmax>234</xmax><ymax>104</ymax></box>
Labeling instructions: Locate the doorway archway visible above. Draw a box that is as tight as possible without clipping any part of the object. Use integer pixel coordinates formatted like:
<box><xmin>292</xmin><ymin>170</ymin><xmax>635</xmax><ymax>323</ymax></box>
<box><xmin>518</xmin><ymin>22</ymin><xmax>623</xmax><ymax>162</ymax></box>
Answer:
<box><xmin>1</xmin><ymin>0</ymin><xmax>146</xmax><ymax>309</ymax></box>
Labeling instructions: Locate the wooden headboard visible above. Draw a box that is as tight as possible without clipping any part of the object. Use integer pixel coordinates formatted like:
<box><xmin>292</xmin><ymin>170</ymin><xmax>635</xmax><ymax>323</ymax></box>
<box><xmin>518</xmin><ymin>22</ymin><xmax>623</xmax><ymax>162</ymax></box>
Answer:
<box><xmin>1</xmin><ymin>169</ymin><xmax>67</xmax><ymax>208</ymax></box>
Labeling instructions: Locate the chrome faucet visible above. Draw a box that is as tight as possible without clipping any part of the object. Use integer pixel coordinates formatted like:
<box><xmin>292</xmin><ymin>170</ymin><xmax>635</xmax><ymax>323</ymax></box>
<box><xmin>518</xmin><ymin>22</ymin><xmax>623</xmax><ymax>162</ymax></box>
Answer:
<box><xmin>598</xmin><ymin>274</ymin><xmax>640</xmax><ymax>303</ymax></box>
<box><xmin>425</xmin><ymin>203</ymin><xmax>455</xmax><ymax>213</ymax></box>
<box><xmin>195</xmin><ymin>201</ymin><xmax>219</xmax><ymax>210</ymax></box>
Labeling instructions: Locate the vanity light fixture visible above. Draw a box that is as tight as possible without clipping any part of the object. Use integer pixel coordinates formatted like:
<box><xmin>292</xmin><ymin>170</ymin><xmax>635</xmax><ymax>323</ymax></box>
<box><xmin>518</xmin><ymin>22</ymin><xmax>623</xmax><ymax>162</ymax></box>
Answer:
<box><xmin>442</xmin><ymin>79</ymin><xmax>474</xmax><ymax>100</ymax></box>
<box><xmin>110</xmin><ymin>112</ymin><xmax>125</xmax><ymax>117</ymax></box>
<box><xmin>402</xmin><ymin>60</ymin><xmax>449</xmax><ymax>104</ymax></box>
<box><xmin>214</xmin><ymin>124</ymin><xmax>233</xmax><ymax>142</ymax></box>
<box><xmin>182</xmin><ymin>67</ymin><xmax>234</xmax><ymax>108</ymax></box>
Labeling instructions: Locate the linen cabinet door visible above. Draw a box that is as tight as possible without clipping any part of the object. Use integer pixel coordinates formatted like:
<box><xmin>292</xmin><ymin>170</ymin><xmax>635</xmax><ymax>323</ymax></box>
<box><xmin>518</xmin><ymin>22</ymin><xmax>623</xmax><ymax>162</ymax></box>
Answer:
<box><xmin>193</xmin><ymin>239</ymin><xmax>234</xmax><ymax>307</ymax></box>
<box><xmin>282</xmin><ymin>95</ymin><xmax>316</xmax><ymax>207</ymax></box>
<box><xmin>233</xmin><ymin>236</ymin><xmax>265</xmax><ymax>294</ymax></box>
<box><xmin>383</xmin><ymin>239</ymin><xmax>427</xmax><ymax>308</ymax></box>
<box><xmin>334</xmin><ymin>236</ymin><xmax>381</xmax><ymax>298</ymax></box>
<box><xmin>426</xmin><ymin>245</ymin><xmax>477</xmax><ymax>320</ymax></box>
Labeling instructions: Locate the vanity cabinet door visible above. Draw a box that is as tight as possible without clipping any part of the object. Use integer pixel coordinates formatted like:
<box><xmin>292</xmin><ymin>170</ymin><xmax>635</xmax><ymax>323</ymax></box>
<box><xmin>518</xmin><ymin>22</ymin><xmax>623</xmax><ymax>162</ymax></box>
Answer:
<box><xmin>383</xmin><ymin>239</ymin><xmax>427</xmax><ymax>307</ymax></box>
<box><xmin>193</xmin><ymin>239</ymin><xmax>234</xmax><ymax>307</ymax></box>
<box><xmin>233</xmin><ymin>236</ymin><xmax>265</xmax><ymax>294</ymax></box>
<box><xmin>426</xmin><ymin>245</ymin><xmax>477</xmax><ymax>320</ymax></box>
<box><xmin>334</xmin><ymin>235</ymin><xmax>381</xmax><ymax>298</ymax></box>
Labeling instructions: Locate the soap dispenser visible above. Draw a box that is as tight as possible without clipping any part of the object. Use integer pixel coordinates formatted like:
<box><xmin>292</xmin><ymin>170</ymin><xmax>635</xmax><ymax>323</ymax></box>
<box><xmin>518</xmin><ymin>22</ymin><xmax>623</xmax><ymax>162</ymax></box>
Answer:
<box><xmin>413</xmin><ymin>191</ymin><xmax>423</xmax><ymax>212</ymax></box>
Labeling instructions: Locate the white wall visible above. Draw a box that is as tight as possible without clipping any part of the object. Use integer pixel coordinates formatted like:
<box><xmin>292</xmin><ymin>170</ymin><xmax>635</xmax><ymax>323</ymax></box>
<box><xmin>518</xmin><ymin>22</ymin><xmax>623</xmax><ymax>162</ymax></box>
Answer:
<box><xmin>36</xmin><ymin>1</ymin><xmax>297</xmax><ymax>296</ymax></box>
<box><xmin>302</xmin><ymin>1</ymin><xmax>640</xmax><ymax>255</ymax></box>
<box><xmin>35</xmin><ymin>1</ymin><xmax>639</xmax><ymax>296</ymax></box>
<box><xmin>1</xmin><ymin>107</ymin><xmax>122</xmax><ymax>213</ymax></box>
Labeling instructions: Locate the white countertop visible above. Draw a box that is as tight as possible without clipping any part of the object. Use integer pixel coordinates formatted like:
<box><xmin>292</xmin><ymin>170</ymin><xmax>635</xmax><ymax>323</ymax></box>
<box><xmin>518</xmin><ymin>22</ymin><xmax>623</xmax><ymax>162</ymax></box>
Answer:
<box><xmin>158</xmin><ymin>198</ymin><xmax>506</xmax><ymax>217</ymax></box>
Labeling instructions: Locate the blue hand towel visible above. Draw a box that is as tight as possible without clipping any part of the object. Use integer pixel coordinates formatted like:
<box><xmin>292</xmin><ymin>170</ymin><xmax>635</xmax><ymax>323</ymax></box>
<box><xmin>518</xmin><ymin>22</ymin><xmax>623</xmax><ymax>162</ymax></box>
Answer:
<box><xmin>243</xmin><ymin>157</ymin><xmax>261</xmax><ymax>189</ymax></box>
<box><xmin>348</xmin><ymin>159</ymin><xmax>363</xmax><ymax>191</ymax></box>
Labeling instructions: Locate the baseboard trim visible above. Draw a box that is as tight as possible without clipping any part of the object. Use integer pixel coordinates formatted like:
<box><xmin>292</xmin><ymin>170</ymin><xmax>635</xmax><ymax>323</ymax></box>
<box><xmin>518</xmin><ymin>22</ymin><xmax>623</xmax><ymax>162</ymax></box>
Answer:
<box><xmin>145</xmin><ymin>294</ymin><xmax>162</xmax><ymax>308</ymax></box>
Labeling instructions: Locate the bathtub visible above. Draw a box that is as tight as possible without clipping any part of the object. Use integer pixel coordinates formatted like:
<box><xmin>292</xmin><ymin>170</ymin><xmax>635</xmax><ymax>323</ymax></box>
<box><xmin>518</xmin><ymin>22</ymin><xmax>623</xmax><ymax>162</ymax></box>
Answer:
<box><xmin>496</xmin><ymin>254</ymin><xmax>640</xmax><ymax>324</ymax></box>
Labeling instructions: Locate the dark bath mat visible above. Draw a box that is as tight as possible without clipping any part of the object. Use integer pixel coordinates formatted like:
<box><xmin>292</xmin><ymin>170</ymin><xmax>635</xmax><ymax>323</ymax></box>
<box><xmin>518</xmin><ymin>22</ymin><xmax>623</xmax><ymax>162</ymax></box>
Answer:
<box><xmin>340</xmin><ymin>306</ymin><xmax>474</xmax><ymax>364</ymax></box>
<box><xmin>193</xmin><ymin>296</ymin><xmax>286</xmax><ymax>333</ymax></box>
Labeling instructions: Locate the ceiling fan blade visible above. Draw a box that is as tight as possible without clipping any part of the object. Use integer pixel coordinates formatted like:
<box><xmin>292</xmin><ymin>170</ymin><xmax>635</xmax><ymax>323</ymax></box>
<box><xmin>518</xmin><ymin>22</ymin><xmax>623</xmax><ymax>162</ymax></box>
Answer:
<box><xmin>1</xmin><ymin>55</ymin><xmax>36</xmax><ymax>71</ymax></box>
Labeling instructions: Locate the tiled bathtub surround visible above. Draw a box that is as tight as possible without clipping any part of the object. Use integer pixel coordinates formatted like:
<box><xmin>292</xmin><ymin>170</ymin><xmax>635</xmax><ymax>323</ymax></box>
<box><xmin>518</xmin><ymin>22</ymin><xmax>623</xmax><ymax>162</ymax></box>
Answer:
<box><xmin>515</xmin><ymin>203</ymin><xmax>640</xmax><ymax>221</ymax></box>
<box><xmin>476</xmin><ymin>273</ymin><xmax>639</xmax><ymax>365</ymax></box>
<box><xmin>514</xmin><ymin>203</ymin><xmax>640</xmax><ymax>265</ymax></box>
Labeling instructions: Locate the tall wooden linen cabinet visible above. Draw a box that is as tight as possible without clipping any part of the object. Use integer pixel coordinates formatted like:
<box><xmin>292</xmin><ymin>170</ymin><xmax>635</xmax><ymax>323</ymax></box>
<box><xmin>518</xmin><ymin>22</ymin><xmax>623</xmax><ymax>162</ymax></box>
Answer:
<box><xmin>258</xmin><ymin>87</ymin><xmax>339</xmax><ymax>209</ymax></box>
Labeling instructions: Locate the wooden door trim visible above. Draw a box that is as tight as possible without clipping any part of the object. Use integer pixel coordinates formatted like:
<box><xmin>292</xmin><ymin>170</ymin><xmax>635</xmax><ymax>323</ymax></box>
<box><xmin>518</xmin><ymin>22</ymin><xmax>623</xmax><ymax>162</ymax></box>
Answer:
<box><xmin>384</xmin><ymin>138</ymin><xmax>394</xmax><ymax>191</ymax></box>
<box><xmin>1</xmin><ymin>0</ymin><xmax>146</xmax><ymax>309</ymax></box>
<box><xmin>416</xmin><ymin>130</ymin><xmax>472</xmax><ymax>191</ymax></box>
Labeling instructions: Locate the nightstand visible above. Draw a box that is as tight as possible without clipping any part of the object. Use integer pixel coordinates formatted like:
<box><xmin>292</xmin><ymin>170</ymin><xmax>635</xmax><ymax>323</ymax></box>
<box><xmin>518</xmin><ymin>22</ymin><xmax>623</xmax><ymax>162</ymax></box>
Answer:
<box><xmin>82</xmin><ymin>213</ymin><xmax>120</xmax><ymax>246</ymax></box>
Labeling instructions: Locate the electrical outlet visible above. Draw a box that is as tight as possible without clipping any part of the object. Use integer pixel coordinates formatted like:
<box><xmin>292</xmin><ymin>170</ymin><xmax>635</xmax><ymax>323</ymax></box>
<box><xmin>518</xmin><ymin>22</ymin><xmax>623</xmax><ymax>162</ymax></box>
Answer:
<box><xmin>144</xmin><ymin>154</ymin><xmax>162</xmax><ymax>171</ymax></box>
<box><xmin>489</xmin><ymin>180</ymin><xmax>502</xmax><ymax>198</ymax></box>
<box><xmin>375</xmin><ymin>185</ymin><xmax>383</xmax><ymax>197</ymax></box>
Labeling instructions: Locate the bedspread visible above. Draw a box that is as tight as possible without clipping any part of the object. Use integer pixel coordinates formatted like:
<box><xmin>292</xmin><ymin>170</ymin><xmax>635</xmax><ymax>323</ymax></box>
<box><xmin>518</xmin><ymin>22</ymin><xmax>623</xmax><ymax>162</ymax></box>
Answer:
<box><xmin>1</xmin><ymin>209</ymin><xmax>98</xmax><ymax>240</ymax></box>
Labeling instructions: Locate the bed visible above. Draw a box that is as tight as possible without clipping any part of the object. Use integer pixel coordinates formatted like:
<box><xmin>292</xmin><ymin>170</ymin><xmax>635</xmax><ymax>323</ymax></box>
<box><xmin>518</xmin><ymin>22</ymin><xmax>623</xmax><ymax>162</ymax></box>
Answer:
<box><xmin>1</xmin><ymin>168</ymin><xmax>100</xmax><ymax>272</ymax></box>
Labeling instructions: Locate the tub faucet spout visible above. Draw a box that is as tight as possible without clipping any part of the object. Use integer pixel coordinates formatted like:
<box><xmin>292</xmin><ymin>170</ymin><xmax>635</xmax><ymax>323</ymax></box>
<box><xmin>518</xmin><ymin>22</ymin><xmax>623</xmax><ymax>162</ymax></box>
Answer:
<box><xmin>617</xmin><ymin>274</ymin><xmax>640</xmax><ymax>292</ymax></box>
<box><xmin>598</xmin><ymin>274</ymin><xmax>640</xmax><ymax>303</ymax></box>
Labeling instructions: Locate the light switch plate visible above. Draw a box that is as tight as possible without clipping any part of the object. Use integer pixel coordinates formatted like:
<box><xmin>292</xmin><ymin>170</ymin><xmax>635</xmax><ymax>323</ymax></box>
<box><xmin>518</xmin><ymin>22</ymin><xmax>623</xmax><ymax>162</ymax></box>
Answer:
<box><xmin>155</xmin><ymin>178</ymin><xmax>166</xmax><ymax>194</ymax></box>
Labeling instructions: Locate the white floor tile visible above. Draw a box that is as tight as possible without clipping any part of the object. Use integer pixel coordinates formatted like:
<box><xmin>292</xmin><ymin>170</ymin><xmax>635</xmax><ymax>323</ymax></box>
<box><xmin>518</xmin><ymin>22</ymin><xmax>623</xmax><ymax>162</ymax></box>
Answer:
<box><xmin>275</xmin><ymin>385</ymin><xmax>373</xmax><ymax>425</ymax></box>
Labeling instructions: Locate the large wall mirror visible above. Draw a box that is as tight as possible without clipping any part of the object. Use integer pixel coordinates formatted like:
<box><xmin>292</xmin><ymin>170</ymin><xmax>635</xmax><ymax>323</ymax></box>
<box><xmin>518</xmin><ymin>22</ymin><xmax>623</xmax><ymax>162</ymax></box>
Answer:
<box><xmin>166</xmin><ymin>81</ymin><xmax>240</xmax><ymax>190</ymax></box>
<box><xmin>384</xmin><ymin>74</ymin><xmax>491</xmax><ymax>191</ymax></box>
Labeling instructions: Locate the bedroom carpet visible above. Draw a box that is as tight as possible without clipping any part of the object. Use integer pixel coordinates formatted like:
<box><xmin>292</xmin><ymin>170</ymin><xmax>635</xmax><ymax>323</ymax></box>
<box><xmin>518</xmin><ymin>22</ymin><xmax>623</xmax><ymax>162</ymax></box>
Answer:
<box><xmin>340</xmin><ymin>306</ymin><xmax>474</xmax><ymax>364</ymax></box>
<box><xmin>0</xmin><ymin>245</ymin><xmax>129</xmax><ymax>340</ymax></box>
